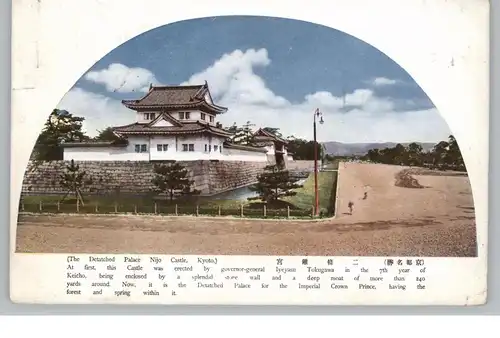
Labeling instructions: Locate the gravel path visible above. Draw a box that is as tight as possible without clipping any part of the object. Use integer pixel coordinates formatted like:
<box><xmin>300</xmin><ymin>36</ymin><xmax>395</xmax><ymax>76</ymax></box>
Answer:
<box><xmin>15</xmin><ymin>163</ymin><xmax>477</xmax><ymax>257</ymax></box>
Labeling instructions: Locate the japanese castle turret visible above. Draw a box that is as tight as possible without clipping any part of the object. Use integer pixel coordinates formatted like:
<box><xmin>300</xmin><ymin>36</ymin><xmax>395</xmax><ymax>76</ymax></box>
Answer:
<box><xmin>62</xmin><ymin>82</ymin><xmax>289</xmax><ymax>164</ymax></box>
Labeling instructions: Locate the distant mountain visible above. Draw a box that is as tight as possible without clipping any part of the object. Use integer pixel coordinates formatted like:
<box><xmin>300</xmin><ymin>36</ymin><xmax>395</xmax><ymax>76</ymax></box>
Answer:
<box><xmin>322</xmin><ymin>141</ymin><xmax>436</xmax><ymax>156</ymax></box>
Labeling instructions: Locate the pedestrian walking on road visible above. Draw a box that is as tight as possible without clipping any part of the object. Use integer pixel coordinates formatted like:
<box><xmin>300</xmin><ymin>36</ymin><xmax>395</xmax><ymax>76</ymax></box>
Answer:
<box><xmin>348</xmin><ymin>201</ymin><xmax>354</xmax><ymax>215</ymax></box>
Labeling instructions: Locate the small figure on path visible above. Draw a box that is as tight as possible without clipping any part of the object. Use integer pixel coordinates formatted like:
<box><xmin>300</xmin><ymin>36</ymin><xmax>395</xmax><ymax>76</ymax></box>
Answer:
<box><xmin>363</xmin><ymin>192</ymin><xmax>368</xmax><ymax>200</ymax></box>
<box><xmin>348</xmin><ymin>201</ymin><xmax>354</xmax><ymax>215</ymax></box>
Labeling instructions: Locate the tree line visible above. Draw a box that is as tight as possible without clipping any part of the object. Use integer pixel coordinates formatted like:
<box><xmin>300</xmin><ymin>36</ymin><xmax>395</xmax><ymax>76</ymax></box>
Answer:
<box><xmin>358</xmin><ymin>135</ymin><xmax>465</xmax><ymax>171</ymax></box>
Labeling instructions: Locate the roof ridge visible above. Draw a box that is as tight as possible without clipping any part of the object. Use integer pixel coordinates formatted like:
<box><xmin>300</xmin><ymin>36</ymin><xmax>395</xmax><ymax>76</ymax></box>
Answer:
<box><xmin>151</xmin><ymin>84</ymin><xmax>205</xmax><ymax>90</ymax></box>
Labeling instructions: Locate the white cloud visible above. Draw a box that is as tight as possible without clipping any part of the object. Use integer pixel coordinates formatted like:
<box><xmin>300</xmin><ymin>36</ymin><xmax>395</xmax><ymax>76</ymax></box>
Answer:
<box><xmin>370</xmin><ymin>77</ymin><xmax>398</xmax><ymax>86</ymax></box>
<box><xmin>84</xmin><ymin>63</ymin><xmax>161</xmax><ymax>93</ymax></box>
<box><xmin>57</xmin><ymin>87</ymin><xmax>134</xmax><ymax>137</ymax></box>
<box><xmin>59</xmin><ymin>48</ymin><xmax>450</xmax><ymax>143</ymax></box>
<box><xmin>182</xmin><ymin>48</ymin><xmax>289</xmax><ymax>108</ymax></box>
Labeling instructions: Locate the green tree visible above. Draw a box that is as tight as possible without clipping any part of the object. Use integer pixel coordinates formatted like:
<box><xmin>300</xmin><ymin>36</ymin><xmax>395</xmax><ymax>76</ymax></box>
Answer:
<box><xmin>262</xmin><ymin>127</ymin><xmax>283</xmax><ymax>138</ymax></box>
<box><xmin>445</xmin><ymin>135</ymin><xmax>465</xmax><ymax>170</ymax></box>
<box><xmin>151</xmin><ymin>162</ymin><xmax>201</xmax><ymax>202</ymax></box>
<box><xmin>365</xmin><ymin>148</ymin><xmax>381</xmax><ymax>162</ymax></box>
<box><xmin>406</xmin><ymin>142</ymin><xmax>424</xmax><ymax>166</ymax></box>
<box><xmin>286</xmin><ymin>137</ymin><xmax>322</xmax><ymax>160</ymax></box>
<box><xmin>432</xmin><ymin>140</ymin><xmax>450</xmax><ymax>169</ymax></box>
<box><xmin>34</xmin><ymin>109</ymin><xmax>88</xmax><ymax>162</ymax></box>
<box><xmin>392</xmin><ymin>144</ymin><xmax>407</xmax><ymax>165</ymax></box>
<box><xmin>248</xmin><ymin>165</ymin><xmax>302</xmax><ymax>205</ymax></box>
<box><xmin>229</xmin><ymin>121</ymin><xmax>255</xmax><ymax>145</ymax></box>
<box><xmin>94</xmin><ymin>127</ymin><xmax>128</xmax><ymax>144</ymax></box>
<box><xmin>59</xmin><ymin>159</ymin><xmax>90</xmax><ymax>205</ymax></box>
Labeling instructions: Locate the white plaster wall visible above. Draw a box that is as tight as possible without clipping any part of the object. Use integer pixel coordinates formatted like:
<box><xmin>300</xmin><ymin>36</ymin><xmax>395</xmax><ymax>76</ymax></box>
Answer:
<box><xmin>64</xmin><ymin>135</ymin><xmax>152</xmax><ymax>161</ymax></box>
<box><xmin>63</xmin><ymin>136</ymin><xmax>266</xmax><ymax>162</ymax></box>
<box><xmin>63</xmin><ymin>147</ymin><xmax>149</xmax><ymax>161</ymax></box>
<box><xmin>133</xmin><ymin>110</ymin><xmax>218</xmax><ymax>125</ymax></box>
<box><xmin>152</xmin><ymin>119</ymin><xmax>173</xmax><ymax>127</ymax></box>
<box><xmin>149</xmin><ymin>135</ymin><xmax>177</xmax><ymax>161</ymax></box>
<box><xmin>136</xmin><ymin>111</ymin><xmax>161</xmax><ymax>124</ymax></box>
<box><xmin>223</xmin><ymin>147</ymin><xmax>268</xmax><ymax>162</ymax></box>
<box><xmin>64</xmin><ymin>145</ymin><xmax>268</xmax><ymax>162</ymax></box>
<box><xmin>265</xmin><ymin>145</ymin><xmax>275</xmax><ymax>155</ymax></box>
<box><xmin>127</xmin><ymin>136</ymin><xmax>151</xmax><ymax>154</ymax></box>
<box><xmin>171</xmin><ymin>110</ymin><xmax>216</xmax><ymax>125</ymax></box>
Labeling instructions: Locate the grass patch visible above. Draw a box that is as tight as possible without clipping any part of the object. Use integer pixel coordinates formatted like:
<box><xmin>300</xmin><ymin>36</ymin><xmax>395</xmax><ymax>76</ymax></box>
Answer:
<box><xmin>284</xmin><ymin>171</ymin><xmax>338</xmax><ymax>214</ymax></box>
<box><xmin>18</xmin><ymin>193</ymin><xmax>313</xmax><ymax>219</ymax></box>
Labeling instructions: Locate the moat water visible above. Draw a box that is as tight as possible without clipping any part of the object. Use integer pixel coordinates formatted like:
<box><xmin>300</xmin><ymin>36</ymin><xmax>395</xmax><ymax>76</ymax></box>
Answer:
<box><xmin>209</xmin><ymin>178</ymin><xmax>308</xmax><ymax>201</ymax></box>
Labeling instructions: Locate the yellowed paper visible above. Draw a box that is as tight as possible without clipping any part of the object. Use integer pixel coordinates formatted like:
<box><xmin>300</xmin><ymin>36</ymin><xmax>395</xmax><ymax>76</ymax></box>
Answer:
<box><xmin>10</xmin><ymin>0</ymin><xmax>489</xmax><ymax>305</ymax></box>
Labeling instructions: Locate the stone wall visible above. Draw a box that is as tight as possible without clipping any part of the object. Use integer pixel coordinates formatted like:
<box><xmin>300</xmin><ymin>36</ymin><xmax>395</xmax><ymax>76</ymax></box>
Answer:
<box><xmin>21</xmin><ymin>160</ymin><xmax>268</xmax><ymax>196</ymax></box>
<box><xmin>287</xmin><ymin>160</ymin><xmax>315</xmax><ymax>171</ymax></box>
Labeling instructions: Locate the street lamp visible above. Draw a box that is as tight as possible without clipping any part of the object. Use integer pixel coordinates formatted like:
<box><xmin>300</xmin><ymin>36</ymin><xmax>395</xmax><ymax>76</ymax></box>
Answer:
<box><xmin>313</xmin><ymin>108</ymin><xmax>324</xmax><ymax>216</ymax></box>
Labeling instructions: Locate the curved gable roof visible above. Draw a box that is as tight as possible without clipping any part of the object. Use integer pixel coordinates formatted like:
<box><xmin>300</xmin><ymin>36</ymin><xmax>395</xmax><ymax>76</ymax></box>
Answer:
<box><xmin>121</xmin><ymin>82</ymin><xmax>228</xmax><ymax>114</ymax></box>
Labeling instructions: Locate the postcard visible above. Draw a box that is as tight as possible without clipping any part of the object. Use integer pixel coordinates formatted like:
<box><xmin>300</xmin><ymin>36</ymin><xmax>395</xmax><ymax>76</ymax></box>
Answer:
<box><xmin>10</xmin><ymin>0</ymin><xmax>489</xmax><ymax>305</ymax></box>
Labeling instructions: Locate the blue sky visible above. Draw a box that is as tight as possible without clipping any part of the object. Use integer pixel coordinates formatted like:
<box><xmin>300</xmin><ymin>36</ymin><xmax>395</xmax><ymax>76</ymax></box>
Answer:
<box><xmin>58</xmin><ymin>16</ymin><xmax>450</xmax><ymax>143</ymax></box>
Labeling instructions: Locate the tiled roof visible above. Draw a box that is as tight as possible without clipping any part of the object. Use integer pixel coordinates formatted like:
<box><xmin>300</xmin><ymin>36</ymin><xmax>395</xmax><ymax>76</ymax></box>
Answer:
<box><xmin>223</xmin><ymin>142</ymin><xmax>268</xmax><ymax>153</ymax></box>
<box><xmin>113</xmin><ymin>121</ymin><xmax>233</xmax><ymax>137</ymax></box>
<box><xmin>61</xmin><ymin>141</ymin><xmax>127</xmax><ymax>148</ymax></box>
<box><xmin>121</xmin><ymin>83</ymin><xmax>228</xmax><ymax>114</ymax></box>
<box><xmin>254</xmin><ymin>128</ymin><xmax>288</xmax><ymax>144</ymax></box>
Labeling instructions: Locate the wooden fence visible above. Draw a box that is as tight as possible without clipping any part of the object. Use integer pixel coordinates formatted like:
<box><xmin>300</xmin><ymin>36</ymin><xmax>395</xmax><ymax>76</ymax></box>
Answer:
<box><xmin>18</xmin><ymin>200</ymin><xmax>326</xmax><ymax>219</ymax></box>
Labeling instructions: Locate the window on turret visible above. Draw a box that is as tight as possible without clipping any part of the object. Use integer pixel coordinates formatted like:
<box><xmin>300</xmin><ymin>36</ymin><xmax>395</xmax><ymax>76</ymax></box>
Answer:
<box><xmin>157</xmin><ymin>144</ymin><xmax>168</xmax><ymax>151</ymax></box>
<box><xmin>135</xmin><ymin>144</ymin><xmax>148</xmax><ymax>153</ymax></box>
<box><xmin>179</xmin><ymin>112</ymin><xmax>191</xmax><ymax>120</ymax></box>
<box><xmin>144</xmin><ymin>113</ymin><xmax>156</xmax><ymax>120</ymax></box>
<box><xmin>182</xmin><ymin>144</ymin><xmax>195</xmax><ymax>152</ymax></box>
<box><xmin>210</xmin><ymin>116</ymin><xmax>214</xmax><ymax>123</ymax></box>
<box><xmin>214</xmin><ymin>145</ymin><xmax>218</xmax><ymax>152</ymax></box>
<box><xmin>201</xmin><ymin>113</ymin><xmax>206</xmax><ymax>120</ymax></box>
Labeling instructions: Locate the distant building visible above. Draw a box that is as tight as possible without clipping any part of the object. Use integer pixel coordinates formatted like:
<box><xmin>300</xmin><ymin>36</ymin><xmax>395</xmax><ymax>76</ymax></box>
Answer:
<box><xmin>252</xmin><ymin>128</ymin><xmax>290</xmax><ymax>168</ymax></box>
<box><xmin>62</xmin><ymin>83</ymin><xmax>288</xmax><ymax>164</ymax></box>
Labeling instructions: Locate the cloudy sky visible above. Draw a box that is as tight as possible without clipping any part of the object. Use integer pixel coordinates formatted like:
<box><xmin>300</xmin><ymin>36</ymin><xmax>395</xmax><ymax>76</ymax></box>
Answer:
<box><xmin>57</xmin><ymin>16</ymin><xmax>450</xmax><ymax>143</ymax></box>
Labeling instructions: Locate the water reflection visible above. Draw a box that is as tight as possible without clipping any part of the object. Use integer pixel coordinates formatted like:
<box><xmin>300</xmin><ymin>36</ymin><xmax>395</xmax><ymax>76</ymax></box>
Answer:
<box><xmin>209</xmin><ymin>178</ymin><xmax>307</xmax><ymax>201</ymax></box>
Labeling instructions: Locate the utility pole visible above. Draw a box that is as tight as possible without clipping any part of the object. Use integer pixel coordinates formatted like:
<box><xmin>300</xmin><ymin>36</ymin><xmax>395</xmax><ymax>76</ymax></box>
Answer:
<box><xmin>313</xmin><ymin>108</ymin><xmax>324</xmax><ymax>216</ymax></box>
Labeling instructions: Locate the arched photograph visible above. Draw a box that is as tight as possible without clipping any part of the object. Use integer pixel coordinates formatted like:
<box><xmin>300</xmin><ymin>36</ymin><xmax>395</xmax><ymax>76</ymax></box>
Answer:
<box><xmin>16</xmin><ymin>16</ymin><xmax>477</xmax><ymax>257</ymax></box>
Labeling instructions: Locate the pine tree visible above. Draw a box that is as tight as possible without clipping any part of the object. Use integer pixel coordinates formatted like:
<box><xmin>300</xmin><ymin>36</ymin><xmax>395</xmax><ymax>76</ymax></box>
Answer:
<box><xmin>262</xmin><ymin>127</ymin><xmax>283</xmax><ymax>138</ymax></box>
<box><xmin>227</xmin><ymin>121</ymin><xmax>255</xmax><ymax>145</ymax></box>
<box><xmin>94</xmin><ymin>127</ymin><xmax>127</xmax><ymax>144</ymax></box>
<box><xmin>151</xmin><ymin>162</ymin><xmax>201</xmax><ymax>201</ymax></box>
<box><xmin>34</xmin><ymin>109</ymin><xmax>88</xmax><ymax>162</ymax></box>
<box><xmin>248</xmin><ymin>165</ymin><xmax>302</xmax><ymax>205</ymax></box>
<box><xmin>59</xmin><ymin>159</ymin><xmax>89</xmax><ymax>205</ymax></box>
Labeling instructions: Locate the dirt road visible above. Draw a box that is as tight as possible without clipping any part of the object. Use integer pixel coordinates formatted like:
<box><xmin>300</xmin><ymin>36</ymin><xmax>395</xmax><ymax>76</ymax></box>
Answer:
<box><xmin>15</xmin><ymin>163</ymin><xmax>477</xmax><ymax>257</ymax></box>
